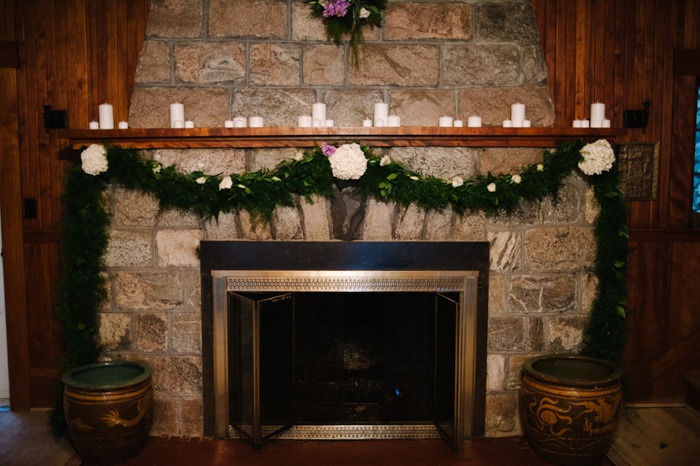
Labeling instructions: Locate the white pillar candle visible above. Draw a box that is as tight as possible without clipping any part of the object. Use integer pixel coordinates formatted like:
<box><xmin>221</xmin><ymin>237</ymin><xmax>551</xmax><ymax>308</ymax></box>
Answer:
<box><xmin>467</xmin><ymin>116</ymin><xmax>482</xmax><ymax>127</ymax></box>
<box><xmin>602</xmin><ymin>119</ymin><xmax>611</xmax><ymax>128</ymax></box>
<box><xmin>573</xmin><ymin>120</ymin><xmax>583</xmax><ymax>128</ymax></box>
<box><xmin>313</xmin><ymin>119</ymin><xmax>324</xmax><ymax>128</ymax></box>
<box><xmin>172</xmin><ymin>120</ymin><xmax>185</xmax><ymax>129</ymax></box>
<box><xmin>118</xmin><ymin>121</ymin><xmax>129</xmax><ymax>129</ymax></box>
<box><xmin>522</xmin><ymin>120</ymin><xmax>531</xmax><ymax>127</ymax></box>
<box><xmin>89</xmin><ymin>121</ymin><xmax>99</xmax><ymax>129</ymax></box>
<box><xmin>325</xmin><ymin>119</ymin><xmax>334</xmax><ymax>127</ymax></box>
<box><xmin>98</xmin><ymin>103</ymin><xmax>114</xmax><ymax>129</ymax></box>
<box><xmin>503</xmin><ymin>120</ymin><xmax>513</xmax><ymax>128</ymax></box>
<box><xmin>233</xmin><ymin>117</ymin><xmax>247</xmax><ymax>128</ymax></box>
<box><xmin>363</xmin><ymin>119</ymin><xmax>372</xmax><ymax>127</ymax></box>
<box><xmin>312</xmin><ymin>103</ymin><xmax>326</xmax><ymax>127</ymax></box>
<box><xmin>170</xmin><ymin>103</ymin><xmax>184</xmax><ymax>129</ymax></box>
<box><xmin>590</xmin><ymin>102</ymin><xmax>605</xmax><ymax>128</ymax></box>
<box><xmin>374</xmin><ymin>102</ymin><xmax>388</xmax><ymax>127</ymax></box>
<box><xmin>511</xmin><ymin>103</ymin><xmax>525</xmax><ymax>127</ymax></box>
<box><xmin>298</xmin><ymin>116</ymin><xmax>312</xmax><ymax>127</ymax></box>
<box><xmin>581</xmin><ymin>119</ymin><xmax>590</xmax><ymax>128</ymax></box>
<box><xmin>387</xmin><ymin>115</ymin><xmax>401</xmax><ymax>127</ymax></box>
<box><xmin>225</xmin><ymin>120</ymin><xmax>234</xmax><ymax>128</ymax></box>
<box><xmin>438</xmin><ymin>116</ymin><xmax>453</xmax><ymax>127</ymax></box>
<box><xmin>453</xmin><ymin>120</ymin><xmax>464</xmax><ymax>127</ymax></box>
<box><xmin>249</xmin><ymin>116</ymin><xmax>264</xmax><ymax>127</ymax></box>
<box><xmin>185</xmin><ymin>120</ymin><xmax>194</xmax><ymax>128</ymax></box>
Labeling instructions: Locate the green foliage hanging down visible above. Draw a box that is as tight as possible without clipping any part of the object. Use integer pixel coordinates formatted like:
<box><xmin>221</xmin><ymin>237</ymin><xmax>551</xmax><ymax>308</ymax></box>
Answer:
<box><xmin>50</xmin><ymin>140</ymin><xmax>629</xmax><ymax>435</ymax></box>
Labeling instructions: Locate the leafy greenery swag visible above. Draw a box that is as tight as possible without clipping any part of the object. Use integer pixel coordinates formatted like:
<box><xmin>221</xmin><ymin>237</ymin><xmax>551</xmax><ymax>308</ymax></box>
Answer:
<box><xmin>50</xmin><ymin>140</ymin><xmax>629</xmax><ymax>433</ymax></box>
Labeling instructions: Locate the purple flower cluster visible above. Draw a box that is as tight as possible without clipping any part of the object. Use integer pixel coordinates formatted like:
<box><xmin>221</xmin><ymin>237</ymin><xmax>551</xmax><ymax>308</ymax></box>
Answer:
<box><xmin>323</xmin><ymin>0</ymin><xmax>350</xmax><ymax>18</ymax></box>
<box><xmin>321</xmin><ymin>143</ymin><xmax>337</xmax><ymax>157</ymax></box>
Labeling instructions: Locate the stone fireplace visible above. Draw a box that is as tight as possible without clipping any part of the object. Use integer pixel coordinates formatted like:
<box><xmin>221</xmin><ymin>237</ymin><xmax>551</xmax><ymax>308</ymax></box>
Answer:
<box><xmin>96</xmin><ymin>0</ymin><xmax>598</xmax><ymax>439</ymax></box>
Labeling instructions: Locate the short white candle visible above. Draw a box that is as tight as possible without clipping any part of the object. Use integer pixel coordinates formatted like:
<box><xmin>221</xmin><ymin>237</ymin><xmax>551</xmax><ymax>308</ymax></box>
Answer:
<box><xmin>233</xmin><ymin>117</ymin><xmax>247</xmax><ymax>128</ymax></box>
<box><xmin>511</xmin><ymin>103</ymin><xmax>525</xmax><ymax>127</ymax></box>
<box><xmin>173</xmin><ymin>120</ymin><xmax>185</xmax><ymax>129</ymax></box>
<box><xmin>602</xmin><ymin>119</ymin><xmax>611</xmax><ymax>128</ymax></box>
<box><xmin>591</xmin><ymin>102</ymin><xmax>605</xmax><ymax>127</ymax></box>
<box><xmin>522</xmin><ymin>120</ymin><xmax>531</xmax><ymax>127</ymax></box>
<box><xmin>374</xmin><ymin>103</ymin><xmax>388</xmax><ymax>127</ymax></box>
<box><xmin>99</xmin><ymin>103</ymin><xmax>114</xmax><ymax>129</ymax></box>
<box><xmin>312</xmin><ymin>103</ymin><xmax>326</xmax><ymax>126</ymax></box>
<box><xmin>387</xmin><ymin>115</ymin><xmax>401</xmax><ymax>127</ymax></box>
<box><xmin>325</xmin><ymin>119</ymin><xmax>334</xmax><ymax>127</ymax></box>
<box><xmin>313</xmin><ymin>119</ymin><xmax>324</xmax><ymax>128</ymax></box>
<box><xmin>573</xmin><ymin>120</ymin><xmax>583</xmax><ymax>128</ymax></box>
<box><xmin>249</xmin><ymin>116</ymin><xmax>264</xmax><ymax>128</ymax></box>
<box><xmin>118</xmin><ymin>121</ymin><xmax>129</xmax><ymax>129</ymax></box>
<box><xmin>503</xmin><ymin>120</ymin><xmax>513</xmax><ymax>128</ymax></box>
<box><xmin>225</xmin><ymin>120</ymin><xmax>234</xmax><ymax>128</ymax></box>
<box><xmin>298</xmin><ymin>116</ymin><xmax>312</xmax><ymax>127</ymax></box>
<box><xmin>467</xmin><ymin>116</ymin><xmax>481</xmax><ymax>127</ymax></box>
<box><xmin>89</xmin><ymin>121</ymin><xmax>99</xmax><ymax>130</ymax></box>
<box><xmin>438</xmin><ymin>116</ymin><xmax>453</xmax><ymax>127</ymax></box>
<box><xmin>453</xmin><ymin>120</ymin><xmax>464</xmax><ymax>127</ymax></box>
<box><xmin>581</xmin><ymin>119</ymin><xmax>590</xmax><ymax>128</ymax></box>
<box><xmin>363</xmin><ymin>119</ymin><xmax>372</xmax><ymax>127</ymax></box>
<box><xmin>185</xmin><ymin>120</ymin><xmax>194</xmax><ymax>128</ymax></box>
<box><xmin>170</xmin><ymin>103</ymin><xmax>184</xmax><ymax>129</ymax></box>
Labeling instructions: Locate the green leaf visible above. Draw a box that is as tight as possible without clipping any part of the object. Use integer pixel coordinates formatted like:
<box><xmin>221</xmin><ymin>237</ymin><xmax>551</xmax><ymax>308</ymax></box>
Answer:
<box><xmin>387</xmin><ymin>173</ymin><xmax>398</xmax><ymax>180</ymax></box>
<box><xmin>614</xmin><ymin>261</ymin><xmax>625</xmax><ymax>268</ymax></box>
<box><xmin>380</xmin><ymin>189</ymin><xmax>387</xmax><ymax>197</ymax></box>
<box><xmin>245</xmin><ymin>188</ymin><xmax>252</xmax><ymax>194</ymax></box>
<box><xmin>77</xmin><ymin>322</ymin><xmax>86</xmax><ymax>331</ymax></box>
<box><xmin>616</xmin><ymin>306</ymin><xmax>626</xmax><ymax>318</ymax></box>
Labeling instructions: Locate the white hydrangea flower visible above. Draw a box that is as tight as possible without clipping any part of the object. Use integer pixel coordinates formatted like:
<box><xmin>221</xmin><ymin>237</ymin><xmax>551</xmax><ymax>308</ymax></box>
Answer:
<box><xmin>512</xmin><ymin>174</ymin><xmax>522</xmax><ymax>184</ymax></box>
<box><xmin>380</xmin><ymin>155</ymin><xmax>391</xmax><ymax>167</ymax></box>
<box><xmin>80</xmin><ymin>144</ymin><xmax>108</xmax><ymax>176</ymax></box>
<box><xmin>537</xmin><ymin>164</ymin><xmax>544</xmax><ymax>171</ymax></box>
<box><xmin>196</xmin><ymin>176</ymin><xmax>206</xmax><ymax>184</ymax></box>
<box><xmin>452</xmin><ymin>177</ymin><xmax>464</xmax><ymax>187</ymax></box>
<box><xmin>578</xmin><ymin>139</ymin><xmax>615</xmax><ymax>175</ymax></box>
<box><xmin>219</xmin><ymin>176</ymin><xmax>233</xmax><ymax>190</ymax></box>
<box><xmin>328</xmin><ymin>143</ymin><xmax>368</xmax><ymax>180</ymax></box>
<box><xmin>487</xmin><ymin>182</ymin><xmax>496</xmax><ymax>192</ymax></box>
<box><xmin>359</xmin><ymin>7</ymin><xmax>370</xmax><ymax>18</ymax></box>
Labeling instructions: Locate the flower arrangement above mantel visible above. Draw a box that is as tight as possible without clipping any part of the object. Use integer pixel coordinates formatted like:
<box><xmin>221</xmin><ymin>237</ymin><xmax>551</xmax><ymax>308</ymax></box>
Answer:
<box><xmin>308</xmin><ymin>0</ymin><xmax>386</xmax><ymax>67</ymax></box>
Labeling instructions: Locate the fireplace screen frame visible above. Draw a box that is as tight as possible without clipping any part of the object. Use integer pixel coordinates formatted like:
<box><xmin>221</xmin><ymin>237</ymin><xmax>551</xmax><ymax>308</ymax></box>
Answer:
<box><xmin>211</xmin><ymin>270</ymin><xmax>479</xmax><ymax>444</ymax></box>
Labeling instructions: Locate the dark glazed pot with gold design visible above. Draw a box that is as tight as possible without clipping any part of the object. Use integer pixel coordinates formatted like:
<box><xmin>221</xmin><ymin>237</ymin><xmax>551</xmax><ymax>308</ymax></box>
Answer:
<box><xmin>519</xmin><ymin>354</ymin><xmax>623</xmax><ymax>466</ymax></box>
<box><xmin>63</xmin><ymin>361</ymin><xmax>153</xmax><ymax>465</ymax></box>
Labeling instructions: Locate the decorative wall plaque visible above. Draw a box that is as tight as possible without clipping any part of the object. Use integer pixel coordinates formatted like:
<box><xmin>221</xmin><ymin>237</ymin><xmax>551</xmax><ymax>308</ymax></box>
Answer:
<box><xmin>616</xmin><ymin>142</ymin><xmax>659</xmax><ymax>200</ymax></box>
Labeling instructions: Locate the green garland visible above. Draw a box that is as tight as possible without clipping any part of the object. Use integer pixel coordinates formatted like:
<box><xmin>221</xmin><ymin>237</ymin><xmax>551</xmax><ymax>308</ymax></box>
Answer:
<box><xmin>50</xmin><ymin>140</ymin><xmax>629</xmax><ymax>434</ymax></box>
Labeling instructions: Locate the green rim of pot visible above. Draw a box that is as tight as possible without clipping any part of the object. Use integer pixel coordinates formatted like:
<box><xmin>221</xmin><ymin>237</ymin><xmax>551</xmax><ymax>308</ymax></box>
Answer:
<box><xmin>522</xmin><ymin>353</ymin><xmax>623</xmax><ymax>388</ymax></box>
<box><xmin>62</xmin><ymin>361</ymin><xmax>152</xmax><ymax>389</ymax></box>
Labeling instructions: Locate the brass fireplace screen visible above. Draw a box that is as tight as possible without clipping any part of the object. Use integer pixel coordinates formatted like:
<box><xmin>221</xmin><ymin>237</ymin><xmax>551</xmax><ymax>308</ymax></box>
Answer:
<box><xmin>212</xmin><ymin>270</ymin><xmax>478</xmax><ymax>450</ymax></box>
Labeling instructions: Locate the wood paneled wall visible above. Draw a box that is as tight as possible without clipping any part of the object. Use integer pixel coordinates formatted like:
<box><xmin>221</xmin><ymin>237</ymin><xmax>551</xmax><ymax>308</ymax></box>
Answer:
<box><xmin>532</xmin><ymin>0</ymin><xmax>700</xmax><ymax>402</ymax></box>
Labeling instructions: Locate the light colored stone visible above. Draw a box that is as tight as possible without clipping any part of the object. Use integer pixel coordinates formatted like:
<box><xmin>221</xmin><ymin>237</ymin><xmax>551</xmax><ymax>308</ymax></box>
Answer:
<box><xmin>390</xmin><ymin>90</ymin><xmax>455</xmax><ymax>127</ymax></box>
<box><xmin>488</xmin><ymin>230</ymin><xmax>521</xmax><ymax>272</ymax></box>
<box><xmin>459</xmin><ymin>87</ymin><xmax>554</xmax><ymax>127</ymax></box>
<box><xmin>348</xmin><ymin>44</ymin><xmax>438</xmax><ymax>86</ymax></box>
<box><xmin>506</xmin><ymin>354</ymin><xmax>537</xmax><ymax>390</ymax></box>
<box><xmin>152</xmin><ymin>356</ymin><xmax>203</xmax><ymax>393</ymax></box>
<box><xmin>487</xmin><ymin>200</ymin><xmax>540</xmax><ymax>226</ymax></box>
<box><xmin>394</xmin><ymin>204</ymin><xmax>425</xmax><ymax>240</ymax></box>
<box><xmin>489</xmin><ymin>275</ymin><xmax>504</xmax><ymax>314</ymax></box>
<box><xmin>425</xmin><ymin>210</ymin><xmax>453</xmax><ymax>240</ymax></box>
<box><xmin>238</xmin><ymin>210</ymin><xmax>273</xmax><ymax>240</ymax></box>
<box><xmin>115</xmin><ymin>272</ymin><xmax>182</xmax><ymax>310</ymax></box>
<box><xmin>443</xmin><ymin>44</ymin><xmax>519</xmax><ymax>86</ymax></box>
<box><xmin>181</xmin><ymin>270</ymin><xmax>201</xmax><ymax>308</ymax></box>
<box><xmin>548</xmin><ymin>316</ymin><xmax>587</xmax><ymax>351</ymax></box>
<box><xmin>525</xmin><ymin>227</ymin><xmax>596</xmax><ymax>272</ymax></box>
<box><xmin>129</xmin><ymin>87</ymin><xmax>229</xmax><ymax>128</ymax></box>
<box><xmin>134</xmin><ymin>41</ymin><xmax>171</xmax><ymax>83</ymax></box>
<box><xmin>209</xmin><ymin>0</ymin><xmax>286</xmax><ymax>38</ymax></box>
<box><xmin>104</xmin><ymin>230</ymin><xmax>153</xmax><ymax>268</ymax></box>
<box><xmin>476</xmin><ymin>2</ymin><xmax>540</xmax><ymax>43</ymax></box>
<box><xmin>98</xmin><ymin>313</ymin><xmax>132</xmax><ymax>351</ymax></box>
<box><xmin>486</xmin><ymin>354</ymin><xmax>505</xmax><ymax>392</ymax></box>
<box><xmin>322</xmin><ymin>90</ymin><xmax>385</xmax><ymax>127</ymax></box>
<box><xmin>172</xmin><ymin>313</ymin><xmax>202</xmax><ymax>353</ymax></box>
<box><xmin>386</xmin><ymin>2</ymin><xmax>470</xmax><ymax>40</ymax></box>
<box><xmin>387</xmin><ymin>147</ymin><xmax>479</xmax><ymax>180</ymax></box>
<box><xmin>112</xmin><ymin>187</ymin><xmax>159</xmax><ymax>227</ymax></box>
<box><xmin>508</xmin><ymin>275</ymin><xmax>576</xmax><ymax>314</ymax></box>
<box><xmin>362</xmin><ymin>199</ymin><xmax>394</xmax><ymax>240</ymax></box>
<box><xmin>175</xmin><ymin>42</ymin><xmax>245</xmax><ymax>84</ymax></box>
<box><xmin>292</xmin><ymin>2</ymin><xmax>329</xmax><ymax>40</ymax></box>
<box><xmin>522</xmin><ymin>45</ymin><xmax>548</xmax><ymax>84</ymax></box>
<box><xmin>454</xmin><ymin>211</ymin><xmax>487</xmax><ymax>241</ymax></box>
<box><xmin>156</xmin><ymin>230</ymin><xmax>201</xmax><ymax>268</ymax></box>
<box><xmin>250</xmin><ymin>43</ymin><xmax>301</xmax><ymax>86</ymax></box>
<box><xmin>480</xmin><ymin>148</ymin><xmax>543</xmax><ymax>175</ymax></box>
<box><xmin>180</xmin><ymin>396</ymin><xmax>204</xmax><ymax>436</ymax></box>
<box><xmin>303</xmin><ymin>44</ymin><xmax>345</xmax><ymax>86</ymax></box>
<box><xmin>582</xmin><ymin>274</ymin><xmax>598</xmax><ymax>313</ymax></box>
<box><xmin>300</xmin><ymin>195</ymin><xmax>331</xmax><ymax>240</ymax></box>
<box><xmin>541</xmin><ymin>183</ymin><xmax>582</xmax><ymax>224</ymax></box>
<box><xmin>232</xmin><ymin>89</ymin><xmax>316</xmax><ymax>127</ymax></box>
<box><xmin>151</xmin><ymin>396</ymin><xmax>179</xmax><ymax>436</ymax></box>
<box><xmin>156</xmin><ymin>208</ymin><xmax>201</xmax><ymax>228</ymax></box>
<box><xmin>101</xmin><ymin>272</ymin><xmax>112</xmax><ymax>310</ymax></box>
<box><xmin>248</xmin><ymin>147</ymin><xmax>301</xmax><ymax>171</ymax></box>
<box><xmin>203</xmin><ymin>212</ymin><xmax>239</xmax><ymax>240</ymax></box>
<box><xmin>488</xmin><ymin>317</ymin><xmax>525</xmax><ymax>351</ymax></box>
<box><xmin>485</xmin><ymin>392</ymin><xmax>520</xmax><ymax>437</ymax></box>
<box><xmin>272</xmin><ymin>206</ymin><xmax>303</xmax><ymax>240</ymax></box>
<box><xmin>585</xmin><ymin>186</ymin><xmax>600</xmax><ymax>223</ymax></box>
<box><xmin>151</xmin><ymin>148</ymin><xmax>246</xmax><ymax>176</ymax></box>
<box><xmin>136</xmin><ymin>313</ymin><xmax>167</xmax><ymax>352</ymax></box>
<box><xmin>147</xmin><ymin>0</ymin><xmax>202</xmax><ymax>38</ymax></box>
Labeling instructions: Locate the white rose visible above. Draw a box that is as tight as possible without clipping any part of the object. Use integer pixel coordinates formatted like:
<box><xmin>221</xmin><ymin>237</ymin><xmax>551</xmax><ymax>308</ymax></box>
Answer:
<box><xmin>80</xmin><ymin>144</ymin><xmax>108</xmax><ymax>176</ymax></box>
<box><xmin>452</xmin><ymin>177</ymin><xmax>464</xmax><ymax>188</ymax></box>
<box><xmin>380</xmin><ymin>155</ymin><xmax>391</xmax><ymax>166</ymax></box>
<box><xmin>487</xmin><ymin>182</ymin><xmax>496</xmax><ymax>192</ymax></box>
<box><xmin>219</xmin><ymin>176</ymin><xmax>233</xmax><ymax>190</ymax></box>
<box><xmin>578</xmin><ymin>139</ymin><xmax>615</xmax><ymax>175</ymax></box>
<box><xmin>359</xmin><ymin>7</ymin><xmax>370</xmax><ymax>18</ymax></box>
<box><xmin>537</xmin><ymin>164</ymin><xmax>544</xmax><ymax>171</ymax></box>
<box><xmin>410</xmin><ymin>176</ymin><xmax>420</xmax><ymax>181</ymax></box>
<box><xmin>328</xmin><ymin>143</ymin><xmax>368</xmax><ymax>180</ymax></box>
<box><xmin>294</xmin><ymin>151</ymin><xmax>304</xmax><ymax>161</ymax></box>
<box><xmin>196</xmin><ymin>176</ymin><xmax>206</xmax><ymax>184</ymax></box>
<box><xmin>152</xmin><ymin>165</ymin><xmax>161</xmax><ymax>174</ymax></box>
<box><xmin>511</xmin><ymin>174</ymin><xmax>522</xmax><ymax>184</ymax></box>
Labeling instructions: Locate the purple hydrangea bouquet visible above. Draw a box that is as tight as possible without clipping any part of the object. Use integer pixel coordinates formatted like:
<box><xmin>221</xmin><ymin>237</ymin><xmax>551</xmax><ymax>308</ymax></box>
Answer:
<box><xmin>307</xmin><ymin>0</ymin><xmax>386</xmax><ymax>67</ymax></box>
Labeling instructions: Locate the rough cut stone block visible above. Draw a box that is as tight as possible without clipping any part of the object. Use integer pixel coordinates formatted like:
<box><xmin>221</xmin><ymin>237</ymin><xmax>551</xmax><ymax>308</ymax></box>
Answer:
<box><xmin>454</xmin><ymin>211</ymin><xmax>487</xmax><ymax>241</ymax></box>
<box><xmin>112</xmin><ymin>187</ymin><xmax>159</xmax><ymax>227</ymax></box>
<box><xmin>203</xmin><ymin>212</ymin><xmax>240</xmax><ymax>240</ymax></box>
<box><xmin>181</xmin><ymin>271</ymin><xmax>202</xmax><ymax>309</ymax></box>
<box><xmin>248</xmin><ymin>147</ymin><xmax>300</xmax><ymax>171</ymax></box>
<box><xmin>251</xmin><ymin>43</ymin><xmax>301</xmax><ymax>86</ymax></box>
<box><xmin>506</xmin><ymin>353</ymin><xmax>537</xmax><ymax>390</ymax></box>
<box><xmin>175</xmin><ymin>42</ymin><xmax>245</xmax><ymax>84</ymax></box>
<box><xmin>104</xmin><ymin>230</ymin><xmax>153</xmax><ymax>268</ymax></box>
<box><xmin>136</xmin><ymin>313</ymin><xmax>168</xmax><ymax>352</ymax></box>
<box><xmin>172</xmin><ymin>313</ymin><xmax>202</xmax><ymax>353</ymax></box>
<box><xmin>156</xmin><ymin>208</ymin><xmax>201</xmax><ymax>228</ymax></box>
<box><xmin>115</xmin><ymin>272</ymin><xmax>182</xmax><ymax>310</ymax></box>
<box><xmin>156</xmin><ymin>230</ymin><xmax>201</xmax><ymax>268</ymax></box>
<box><xmin>303</xmin><ymin>44</ymin><xmax>345</xmax><ymax>86</ymax></box>
<box><xmin>442</xmin><ymin>44</ymin><xmax>519</xmax><ymax>86</ymax></box>
<box><xmin>425</xmin><ymin>210</ymin><xmax>453</xmax><ymax>240</ymax></box>
<box><xmin>147</xmin><ymin>0</ymin><xmax>202</xmax><ymax>38</ymax></box>
<box><xmin>232</xmin><ymin>89</ymin><xmax>316</xmax><ymax>127</ymax></box>
<box><xmin>476</xmin><ymin>2</ymin><xmax>540</xmax><ymax>43</ymax></box>
<box><xmin>488</xmin><ymin>317</ymin><xmax>525</xmax><ymax>351</ymax></box>
<box><xmin>348</xmin><ymin>44</ymin><xmax>438</xmax><ymax>86</ymax></box>
<box><xmin>362</xmin><ymin>199</ymin><xmax>394</xmax><ymax>240</ymax></box>
<box><xmin>300</xmin><ymin>195</ymin><xmax>331</xmax><ymax>240</ymax></box>
<box><xmin>485</xmin><ymin>392</ymin><xmax>519</xmax><ymax>437</ymax></box>
<box><xmin>292</xmin><ymin>3</ymin><xmax>329</xmax><ymax>40</ymax></box>
<box><xmin>486</xmin><ymin>354</ymin><xmax>505</xmax><ymax>392</ymax></box>
<box><xmin>152</xmin><ymin>356</ymin><xmax>203</xmax><ymax>393</ymax></box>
<box><xmin>487</xmin><ymin>200</ymin><xmax>540</xmax><ymax>227</ymax></box>
<box><xmin>582</xmin><ymin>274</ymin><xmax>598</xmax><ymax>313</ymax></box>
<box><xmin>180</xmin><ymin>396</ymin><xmax>204</xmax><ymax>436</ymax></box>
<box><xmin>489</xmin><ymin>275</ymin><xmax>504</xmax><ymax>314</ymax></box>
<box><xmin>134</xmin><ymin>41</ymin><xmax>171</xmax><ymax>84</ymax></box>
<box><xmin>541</xmin><ymin>183</ymin><xmax>583</xmax><ymax>224</ymax></box>
<box><xmin>530</xmin><ymin>316</ymin><xmax>545</xmax><ymax>351</ymax></box>
<box><xmin>585</xmin><ymin>186</ymin><xmax>600</xmax><ymax>223</ymax></box>
<box><xmin>238</xmin><ymin>211</ymin><xmax>273</xmax><ymax>240</ymax></box>
<box><xmin>331</xmin><ymin>185</ymin><xmax>367</xmax><ymax>241</ymax></box>
<box><xmin>151</xmin><ymin>148</ymin><xmax>246</xmax><ymax>176</ymax></box>
<box><xmin>209</xmin><ymin>0</ymin><xmax>286</xmax><ymax>38</ymax></box>
<box><xmin>488</xmin><ymin>230</ymin><xmax>521</xmax><ymax>272</ymax></box>
<box><xmin>129</xmin><ymin>87</ymin><xmax>229</xmax><ymax>128</ymax></box>
<box><xmin>394</xmin><ymin>204</ymin><xmax>425</xmax><ymax>240</ymax></box>
<box><xmin>151</xmin><ymin>396</ymin><xmax>179</xmax><ymax>436</ymax></box>
<box><xmin>272</xmin><ymin>206</ymin><xmax>303</xmax><ymax>240</ymax></box>
<box><xmin>508</xmin><ymin>275</ymin><xmax>576</xmax><ymax>314</ymax></box>
<box><xmin>386</xmin><ymin>3</ymin><xmax>470</xmax><ymax>40</ymax></box>
<box><xmin>101</xmin><ymin>272</ymin><xmax>112</xmax><ymax>310</ymax></box>
<box><xmin>548</xmin><ymin>316</ymin><xmax>587</xmax><ymax>351</ymax></box>
<box><xmin>459</xmin><ymin>87</ymin><xmax>555</xmax><ymax>127</ymax></box>
<box><xmin>322</xmin><ymin>90</ymin><xmax>385</xmax><ymax>127</ymax></box>
<box><xmin>522</xmin><ymin>45</ymin><xmax>548</xmax><ymax>84</ymax></box>
<box><xmin>387</xmin><ymin>147</ymin><xmax>479</xmax><ymax>180</ymax></box>
<box><xmin>525</xmin><ymin>227</ymin><xmax>595</xmax><ymax>272</ymax></box>
<box><xmin>390</xmin><ymin>90</ymin><xmax>455</xmax><ymax>127</ymax></box>
<box><xmin>480</xmin><ymin>148</ymin><xmax>543</xmax><ymax>175</ymax></box>
<box><xmin>98</xmin><ymin>313</ymin><xmax>132</xmax><ymax>352</ymax></box>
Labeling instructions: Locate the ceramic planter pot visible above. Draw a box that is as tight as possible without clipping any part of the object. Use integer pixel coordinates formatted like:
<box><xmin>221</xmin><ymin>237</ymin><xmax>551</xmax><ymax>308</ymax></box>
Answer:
<box><xmin>63</xmin><ymin>361</ymin><xmax>153</xmax><ymax>465</ymax></box>
<box><xmin>519</xmin><ymin>354</ymin><xmax>623</xmax><ymax>466</ymax></box>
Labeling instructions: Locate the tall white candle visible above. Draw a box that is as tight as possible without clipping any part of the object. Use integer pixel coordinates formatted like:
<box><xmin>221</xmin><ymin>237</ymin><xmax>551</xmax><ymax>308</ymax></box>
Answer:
<box><xmin>591</xmin><ymin>102</ymin><xmax>605</xmax><ymax>128</ymax></box>
<box><xmin>249</xmin><ymin>116</ymin><xmax>264</xmax><ymax>127</ymax></box>
<box><xmin>170</xmin><ymin>103</ymin><xmax>184</xmax><ymax>129</ymax></box>
<box><xmin>312</xmin><ymin>103</ymin><xmax>326</xmax><ymax>128</ymax></box>
<box><xmin>233</xmin><ymin>117</ymin><xmax>247</xmax><ymax>128</ymax></box>
<box><xmin>89</xmin><ymin>121</ymin><xmax>99</xmax><ymax>129</ymax></box>
<box><xmin>298</xmin><ymin>116</ymin><xmax>312</xmax><ymax>128</ymax></box>
<box><xmin>467</xmin><ymin>116</ymin><xmax>482</xmax><ymax>127</ymax></box>
<box><xmin>387</xmin><ymin>115</ymin><xmax>401</xmax><ymax>127</ymax></box>
<box><xmin>98</xmin><ymin>103</ymin><xmax>114</xmax><ymax>129</ymax></box>
<box><xmin>118</xmin><ymin>121</ymin><xmax>129</xmax><ymax>129</ymax></box>
<box><xmin>438</xmin><ymin>116</ymin><xmax>453</xmax><ymax>127</ymax></box>
<box><xmin>374</xmin><ymin>103</ymin><xmax>388</xmax><ymax>127</ymax></box>
<box><xmin>511</xmin><ymin>103</ymin><xmax>525</xmax><ymax>127</ymax></box>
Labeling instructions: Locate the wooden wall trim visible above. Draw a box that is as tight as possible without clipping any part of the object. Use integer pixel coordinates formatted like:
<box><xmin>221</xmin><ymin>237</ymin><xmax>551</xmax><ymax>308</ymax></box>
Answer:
<box><xmin>673</xmin><ymin>49</ymin><xmax>700</xmax><ymax>75</ymax></box>
<box><xmin>0</xmin><ymin>41</ymin><xmax>19</xmax><ymax>68</ymax></box>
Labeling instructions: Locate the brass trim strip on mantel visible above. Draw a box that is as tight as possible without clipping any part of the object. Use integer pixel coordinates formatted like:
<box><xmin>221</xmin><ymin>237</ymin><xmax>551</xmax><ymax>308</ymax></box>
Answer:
<box><xmin>57</xmin><ymin>127</ymin><xmax>625</xmax><ymax>149</ymax></box>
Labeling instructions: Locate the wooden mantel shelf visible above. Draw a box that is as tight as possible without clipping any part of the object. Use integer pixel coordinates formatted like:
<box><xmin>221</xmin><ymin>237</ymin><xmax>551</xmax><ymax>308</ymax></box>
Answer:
<box><xmin>57</xmin><ymin>127</ymin><xmax>625</xmax><ymax>149</ymax></box>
